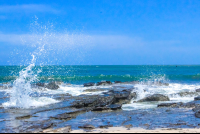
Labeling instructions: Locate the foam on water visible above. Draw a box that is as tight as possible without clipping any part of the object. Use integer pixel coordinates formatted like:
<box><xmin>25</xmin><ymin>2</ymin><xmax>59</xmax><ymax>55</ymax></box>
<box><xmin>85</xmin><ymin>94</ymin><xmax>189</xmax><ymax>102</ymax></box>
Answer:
<box><xmin>122</xmin><ymin>82</ymin><xmax>200</xmax><ymax>110</ymax></box>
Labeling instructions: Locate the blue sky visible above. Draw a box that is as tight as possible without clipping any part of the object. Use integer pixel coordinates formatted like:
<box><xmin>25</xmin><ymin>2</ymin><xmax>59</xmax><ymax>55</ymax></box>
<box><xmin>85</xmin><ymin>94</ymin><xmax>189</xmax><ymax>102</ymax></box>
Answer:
<box><xmin>0</xmin><ymin>0</ymin><xmax>200</xmax><ymax>65</ymax></box>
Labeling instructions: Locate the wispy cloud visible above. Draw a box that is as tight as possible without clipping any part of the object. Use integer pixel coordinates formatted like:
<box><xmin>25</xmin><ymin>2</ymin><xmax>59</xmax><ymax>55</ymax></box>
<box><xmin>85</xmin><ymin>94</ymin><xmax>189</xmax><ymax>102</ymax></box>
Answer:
<box><xmin>0</xmin><ymin>4</ymin><xmax>59</xmax><ymax>14</ymax></box>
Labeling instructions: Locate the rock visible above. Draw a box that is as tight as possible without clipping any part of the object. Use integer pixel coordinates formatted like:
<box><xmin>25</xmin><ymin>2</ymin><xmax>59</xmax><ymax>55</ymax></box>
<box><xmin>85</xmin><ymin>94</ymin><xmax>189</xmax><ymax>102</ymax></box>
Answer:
<box><xmin>83</xmin><ymin>88</ymin><xmax>107</xmax><ymax>92</ymax></box>
<box><xmin>97</xmin><ymin>81</ymin><xmax>112</xmax><ymax>86</ymax></box>
<box><xmin>41</xmin><ymin>123</ymin><xmax>54</xmax><ymax>129</ymax></box>
<box><xmin>124</xmin><ymin>124</ymin><xmax>133</xmax><ymax>129</ymax></box>
<box><xmin>158</xmin><ymin>103</ymin><xmax>178</xmax><ymax>107</ymax></box>
<box><xmin>45</xmin><ymin>82</ymin><xmax>59</xmax><ymax>90</ymax></box>
<box><xmin>99</xmin><ymin>125</ymin><xmax>113</xmax><ymax>128</ymax></box>
<box><xmin>170</xmin><ymin>92</ymin><xmax>200</xmax><ymax>97</ymax></box>
<box><xmin>114</xmin><ymin>81</ymin><xmax>122</xmax><ymax>83</ymax></box>
<box><xmin>195</xmin><ymin>111</ymin><xmax>200</xmax><ymax>118</ymax></box>
<box><xmin>78</xmin><ymin>124</ymin><xmax>95</xmax><ymax>129</ymax></box>
<box><xmin>194</xmin><ymin>96</ymin><xmax>200</xmax><ymax>101</ymax></box>
<box><xmin>70</xmin><ymin>94</ymin><xmax>115</xmax><ymax>108</ymax></box>
<box><xmin>108</xmin><ymin>104</ymin><xmax>122</xmax><ymax>110</ymax></box>
<box><xmin>92</xmin><ymin>104</ymin><xmax>122</xmax><ymax>111</ymax></box>
<box><xmin>83</xmin><ymin>82</ymin><xmax>95</xmax><ymax>87</ymax></box>
<box><xmin>137</xmin><ymin>94</ymin><xmax>170</xmax><ymax>102</ymax></box>
<box><xmin>108</xmin><ymin>88</ymin><xmax>137</xmax><ymax>105</ymax></box>
<box><xmin>36</xmin><ymin>82</ymin><xmax>45</xmax><ymax>87</ymax></box>
<box><xmin>196</xmin><ymin>89</ymin><xmax>200</xmax><ymax>92</ymax></box>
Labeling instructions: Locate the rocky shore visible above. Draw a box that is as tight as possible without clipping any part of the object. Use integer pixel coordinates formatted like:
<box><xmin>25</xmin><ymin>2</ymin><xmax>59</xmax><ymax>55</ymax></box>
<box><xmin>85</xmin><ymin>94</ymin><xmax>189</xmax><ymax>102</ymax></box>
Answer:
<box><xmin>1</xmin><ymin>81</ymin><xmax>200</xmax><ymax>133</ymax></box>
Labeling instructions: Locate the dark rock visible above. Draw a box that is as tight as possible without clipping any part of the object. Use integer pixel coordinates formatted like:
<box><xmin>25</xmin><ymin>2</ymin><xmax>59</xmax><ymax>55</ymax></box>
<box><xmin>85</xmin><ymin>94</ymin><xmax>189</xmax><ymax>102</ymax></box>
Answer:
<box><xmin>114</xmin><ymin>81</ymin><xmax>122</xmax><ymax>83</ymax></box>
<box><xmin>108</xmin><ymin>104</ymin><xmax>122</xmax><ymax>110</ymax></box>
<box><xmin>194</xmin><ymin>96</ymin><xmax>200</xmax><ymax>101</ymax></box>
<box><xmin>92</xmin><ymin>104</ymin><xmax>122</xmax><ymax>111</ymax></box>
<box><xmin>138</xmin><ymin>94</ymin><xmax>170</xmax><ymax>102</ymax></box>
<box><xmin>99</xmin><ymin>125</ymin><xmax>113</xmax><ymax>128</ymax></box>
<box><xmin>83</xmin><ymin>88</ymin><xmax>107</xmax><ymax>92</ymax></box>
<box><xmin>108</xmin><ymin>88</ymin><xmax>137</xmax><ymax>105</ymax></box>
<box><xmin>196</xmin><ymin>89</ymin><xmax>200</xmax><ymax>92</ymax></box>
<box><xmin>124</xmin><ymin>124</ymin><xmax>133</xmax><ymax>129</ymax></box>
<box><xmin>195</xmin><ymin>111</ymin><xmax>200</xmax><ymax>118</ymax></box>
<box><xmin>83</xmin><ymin>82</ymin><xmax>95</xmax><ymax>87</ymax></box>
<box><xmin>45</xmin><ymin>82</ymin><xmax>59</xmax><ymax>90</ymax></box>
<box><xmin>158</xmin><ymin>103</ymin><xmax>178</xmax><ymax>107</ymax></box>
<box><xmin>36</xmin><ymin>82</ymin><xmax>45</xmax><ymax>87</ymax></box>
<box><xmin>70</xmin><ymin>95</ymin><xmax>115</xmax><ymax>108</ymax></box>
<box><xmin>41</xmin><ymin>123</ymin><xmax>54</xmax><ymax>129</ymax></box>
<box><xmin>97</xmin><ymin>81</ymin><xmax>112</xmax><ymax>86</ymax></box>
<box><xmin>170</xmin><ymin>92</ymin><xmax>200</xmax><ymax>97</ymax></box>
<box><xmin>78</xmin><ymin>124</ymin><xmax>95</xmax><ymax>129</ymax></box>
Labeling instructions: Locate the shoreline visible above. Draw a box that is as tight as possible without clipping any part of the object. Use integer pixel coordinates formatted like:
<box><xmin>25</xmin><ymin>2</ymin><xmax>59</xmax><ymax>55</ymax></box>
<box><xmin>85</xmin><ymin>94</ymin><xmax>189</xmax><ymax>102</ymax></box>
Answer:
<box><xmin>40</xmin><ymin>126</ymin><xmax>200</xmax><ymax>133</ymax></box>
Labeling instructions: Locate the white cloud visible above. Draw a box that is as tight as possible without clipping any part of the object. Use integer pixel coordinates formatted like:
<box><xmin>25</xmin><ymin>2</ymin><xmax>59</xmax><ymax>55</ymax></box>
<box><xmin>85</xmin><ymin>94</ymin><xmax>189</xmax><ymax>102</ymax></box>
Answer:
<box><xmin>0</xmin><ymin>4</ymin><xmax>59</xmax><ymax>14</ymax></box>
<box><xmin>0</xmin><ymin>33</ymin><xmax>145</xmax><ymax>50</ymax></box>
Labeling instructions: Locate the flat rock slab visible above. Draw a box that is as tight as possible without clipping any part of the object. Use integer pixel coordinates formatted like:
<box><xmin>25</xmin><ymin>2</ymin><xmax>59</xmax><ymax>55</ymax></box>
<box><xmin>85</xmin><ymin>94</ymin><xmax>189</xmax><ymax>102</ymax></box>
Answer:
<box><xmin>138</xmin><ymin>94</ymin><xmax>170</xmax><ymax>102</ymax></box>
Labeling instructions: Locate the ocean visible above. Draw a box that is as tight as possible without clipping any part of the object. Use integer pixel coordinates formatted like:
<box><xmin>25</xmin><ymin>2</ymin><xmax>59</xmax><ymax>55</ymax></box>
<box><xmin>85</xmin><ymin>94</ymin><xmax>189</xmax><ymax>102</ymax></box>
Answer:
<box><xmin>0</xmin><ymin>65</ymin><xmax>200</xmax><ymax>110</ymax></box>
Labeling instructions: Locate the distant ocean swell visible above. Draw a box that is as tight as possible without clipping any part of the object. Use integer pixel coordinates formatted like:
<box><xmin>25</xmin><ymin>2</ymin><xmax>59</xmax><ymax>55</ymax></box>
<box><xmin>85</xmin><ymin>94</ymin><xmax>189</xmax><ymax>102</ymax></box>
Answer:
<box><xmin>1</xmin><ymin>74</ymin><xmax>200</xmax><ymax>84</ymax></box>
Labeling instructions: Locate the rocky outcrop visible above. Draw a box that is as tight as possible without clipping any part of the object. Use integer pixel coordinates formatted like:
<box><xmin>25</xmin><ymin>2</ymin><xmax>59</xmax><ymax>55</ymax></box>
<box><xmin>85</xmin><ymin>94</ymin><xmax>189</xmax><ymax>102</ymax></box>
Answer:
<box><xmin>97</xmin><ymin>81</ymin><xmax>112</xmax><ymax>86</ymax></box>
<box><xmin>196</xmin><ymin>89</ymin><xmax>200</xmax><ymax>92</ymax></box>
<box><xmin>83</xmin><ymin>82</ymin><xmax>95</xmax><ymax>87</ymax></box>
<box><xmin>83</xmin><ymin>88</ymin><xmax>108</xmax><ymax>92</ymax></box>
<box><xmin>170</xmin><ymin>92</ymin><xmax>200</xmax><ymax>97</ymax></box>
<box><xmin>78</xmin><ymin>124</ymin><xmax>95</xmax><ymax>130</ymax></box>
<box><xmin>138</xmin><ymin>94</ymin><xmax>170</xmax><ymax>102</ymax></box>
<box><xmin>45</xmin><ymin>82</ymin><xmax>59</xmax><ymax>90</ymax></box>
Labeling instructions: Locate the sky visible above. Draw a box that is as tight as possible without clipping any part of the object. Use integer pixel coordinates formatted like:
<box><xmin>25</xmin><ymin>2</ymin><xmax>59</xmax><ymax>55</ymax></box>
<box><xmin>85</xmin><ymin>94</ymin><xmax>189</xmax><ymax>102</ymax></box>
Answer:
<box><xmin>0</xmin><ymin>0</ymin><xmax>200</xmax><ymax>65</ymax></box>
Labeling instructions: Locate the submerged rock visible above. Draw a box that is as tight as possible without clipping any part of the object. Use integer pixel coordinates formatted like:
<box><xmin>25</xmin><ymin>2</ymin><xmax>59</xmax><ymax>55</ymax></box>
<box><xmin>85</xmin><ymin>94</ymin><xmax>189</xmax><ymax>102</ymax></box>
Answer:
<box><xmin>45</xmin><ymin>82</ymin><xmax>59</xmax><ymax>90</ymax></box>
<box><xmin>83</xmin><ymin>82</ymin><xmax>95</xmax><ymax>87</ymax></box>
<box><xmin>137</xmin><ymin>94</ymin><xmax>170</xmax><ymax>102</ymax></box>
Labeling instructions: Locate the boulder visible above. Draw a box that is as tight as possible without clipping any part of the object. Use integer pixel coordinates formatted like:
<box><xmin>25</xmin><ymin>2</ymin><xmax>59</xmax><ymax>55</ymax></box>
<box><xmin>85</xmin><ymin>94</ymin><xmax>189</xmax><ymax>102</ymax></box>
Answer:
<box><xmin>96</xmin><ymin>81</ymin><xmax>112</xmax><ymax>86</ymax></box>
<box><xmin>78</xmin><ymin>124</ymin><xmax>95</xmax><ymax>130</ymax></box>
<box><xmin>170</xmin><ymin>92</ymin><xmax>200</xmax><ymax>97</ymax></box>
<box><xmin>196</xmin><ymin>89</ymin><xmax>200</xmax><ymax>92</ymax></box>
<box><xmin>194</xmin><ymin>96</ymin><xmax>200</xmax><ymax>101</ymax></box>
<box><xmin>114</xmin><ymin>81</ymin><xmax>122</xmax><ymax>84</ymax></box>
<box><xmin>83</xmin><ymin>82</ymin><xmax>95</xmax><ymax>87</ymax></box>
<box><xmin>157</xmin><ymin>103</ymin><xmax>178</xmax><ymax>107</ymax></box>
<box><xmin>138</xmin><ymin>94</ymin><xmax>170</xmax><ymax>102</ymax></box>
<box><xmin>45</xmin><ymin>82</ymin><xmax>59</xmax><ymax>90</ymax></box>
<box><xmin>36</xmin><ymin>82</ymin><xmax>45</xmax><ymax>87</ymax></box>
<box><xmin>83</xmin><ymin>88</ymin><xmax>107</xmax><ymax>92</ymax></box>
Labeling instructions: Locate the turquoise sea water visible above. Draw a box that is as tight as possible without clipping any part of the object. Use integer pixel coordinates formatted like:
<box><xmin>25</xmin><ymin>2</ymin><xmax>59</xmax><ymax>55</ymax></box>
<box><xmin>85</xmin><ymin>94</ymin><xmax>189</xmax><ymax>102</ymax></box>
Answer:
<box><xmin>0</xmin><ymin>65</ymin><xmax>200</xmax><ymax>84</ymax></box>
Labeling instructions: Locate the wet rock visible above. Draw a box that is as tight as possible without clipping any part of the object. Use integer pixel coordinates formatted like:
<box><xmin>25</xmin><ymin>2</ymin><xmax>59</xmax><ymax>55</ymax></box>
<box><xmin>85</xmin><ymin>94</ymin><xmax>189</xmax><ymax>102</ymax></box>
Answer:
<box><xmin>83</xmin><ymin>82</ymin><xmax>95</xmax><ymax>87</ymax></box>
<box><xmin>170</xmin><ymin>92</ymin><xmax>200</xmax><ymax>97</ymax></box>
<box><xmin>36</xmin><ymin>82</ymin><xmax>45</xmax><ymax>87</ymax></box>
<box><xmin>158</xmin><ymin>103</ymin><xmax>178</xmax><ymax>107</ymax></box>
<box><xmin>45</xmin><ymin>82</ymin><xmax>59</xmax><ymax>90</ymax></box>
<box><xmin>41</xmin><ymin>123</ymin><xmax>54</xmax><ymax>129</ymax></box>
<box><xmin>78</xmin><ymin>124</ymin><xmax>95</xmax><ymax>130</ymax></box>
<box><xmin>107</xmin><ymin>88</ymin><xmax>137</xmax><ymax>105</ymax></box>
<box><xmin>108</xmin><ymin>104</ymin><xmax>122</xmax><ymax>110</ymax></box>
<box><xmin>196</xmin><ymin>89</ymin><xmax>200</xmax><ymax>92</ymax></box>
<box><xmin>138</xmin><ymin>94</ymin><xmax>170</xmax><ymax>102</ymax></box>
<box><xmin>124</xmin><ymin>124</ymin><xmax>133</xmax><ymax>129</ymax></box>
<box><xmin>194</xmin><ymin>96</ymin><xmax>200</xmax><ymax>101</ymax></box>
<box><xmin>97</xmin><ymin>81</ymin><xmax>112</xmax><ymax>86</ymax></box>
<box><xmin>70</xmin><ymin>94</ymin><xmax>115</xmax><ymax>108</ymax></box>
<box><xmin>114</xmin><ymin>81</ymin><xmax>122</xmax><ymax>84</ymax></box>
<box><xmin>83</xmin><ymin>88</ymin><xmax>107</xmax><ymax>92</ymax></box>
<box><xmin>92</xmin><ymin>104</ymin><xmax>122</xmax><ymax>111</ymax></box>
<box><xmin>195</xmin><ymin>111</ymin><xmax>200</xmax><ymax>118</ymax></box>
<box><xmin>99</xmin><ymin>125</ymin><xmax>113</xmax><ymax>128</ymax></box>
